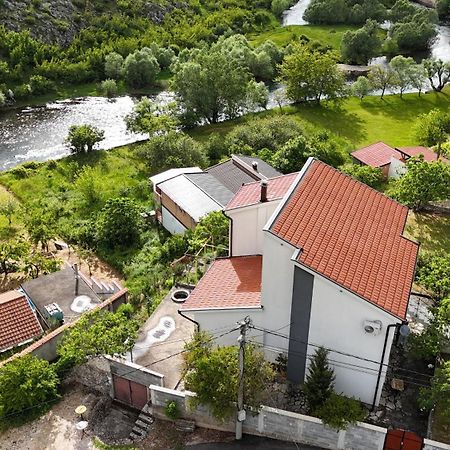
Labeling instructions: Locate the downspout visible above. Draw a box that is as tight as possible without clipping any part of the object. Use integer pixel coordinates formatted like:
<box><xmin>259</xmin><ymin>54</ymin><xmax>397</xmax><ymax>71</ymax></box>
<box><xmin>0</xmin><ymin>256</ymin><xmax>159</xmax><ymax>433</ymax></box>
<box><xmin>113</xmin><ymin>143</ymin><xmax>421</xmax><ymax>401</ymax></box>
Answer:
<box><xmin>371</xmin><ymin>322</ymin><xmax>400</xmax><ymax>411</ymax></box>
<box><xmin>178</xmin><ymin>309</ymin><xmax>200</xmax><ymax>331</ymax></box>
<box><xmin>222</xmin><ymin>209</ymin><xmax>233</xmax><ymax>257</ymax></box>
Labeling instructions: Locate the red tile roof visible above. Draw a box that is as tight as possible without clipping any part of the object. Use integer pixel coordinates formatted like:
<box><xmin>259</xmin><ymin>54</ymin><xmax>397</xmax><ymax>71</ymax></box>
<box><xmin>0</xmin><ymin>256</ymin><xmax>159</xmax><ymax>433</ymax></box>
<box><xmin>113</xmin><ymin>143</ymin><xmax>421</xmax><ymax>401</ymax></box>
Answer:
<box><xmin>226</xmin><ymin>173</ymin><xmax>298</xmax><ymax>211</ymax></box>
<box><xmin>398</xmin><ymin>146</ymin><xmax>442</xmax><ymax>162</ymax></box>
<box><xmin>0</xmin><ymin>291</ymin><xmax>43</xmax><ymax>352</ymax></box>
<box><xmin>351</xmin><ymin>142</ymin><xmax>400</xmax><ymax>167</ymax></box>
<box><xmin>181</xmin><ymin>256</ymin><xmax>262</xmax><ymax>311</ymax></box>
<box><xmin>271</xmin><ymin>160</ymin><xmax>419</xmax><ymax>319</ymax></box>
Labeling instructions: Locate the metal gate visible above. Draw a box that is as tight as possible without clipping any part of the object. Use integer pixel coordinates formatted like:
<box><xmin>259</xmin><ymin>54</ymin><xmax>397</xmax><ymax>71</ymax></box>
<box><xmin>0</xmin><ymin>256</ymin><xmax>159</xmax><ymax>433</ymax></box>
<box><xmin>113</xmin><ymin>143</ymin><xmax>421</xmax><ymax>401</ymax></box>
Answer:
<box><xmin>112</xmin><ymin>374</ymin><xmax>148</xmax><ymax>409</ymax></box>
<box><xmin>384</xmin><ymin>429</ymin><xmax>424</xmax><ymax>450</ymax></box>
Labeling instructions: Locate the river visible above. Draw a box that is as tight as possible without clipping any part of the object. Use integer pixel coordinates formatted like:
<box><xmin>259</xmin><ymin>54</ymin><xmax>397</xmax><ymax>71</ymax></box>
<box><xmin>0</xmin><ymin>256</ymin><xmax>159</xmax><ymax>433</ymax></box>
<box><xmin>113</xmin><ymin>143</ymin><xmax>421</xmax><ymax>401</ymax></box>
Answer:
<box><xmin>0</xmin><ymin>0</ymin><xmax>449</xmax><ymax>170</ymax></box>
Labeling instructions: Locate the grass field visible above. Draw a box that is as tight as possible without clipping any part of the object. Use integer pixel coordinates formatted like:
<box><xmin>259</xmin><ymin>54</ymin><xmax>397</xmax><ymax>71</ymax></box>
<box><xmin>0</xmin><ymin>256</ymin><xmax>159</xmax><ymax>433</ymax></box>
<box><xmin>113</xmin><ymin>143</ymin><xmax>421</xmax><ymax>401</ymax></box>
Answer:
<box><xmin>191</xmin><ymin>87</ymin><xmax>450</xmax><ymax>149</ymax></box>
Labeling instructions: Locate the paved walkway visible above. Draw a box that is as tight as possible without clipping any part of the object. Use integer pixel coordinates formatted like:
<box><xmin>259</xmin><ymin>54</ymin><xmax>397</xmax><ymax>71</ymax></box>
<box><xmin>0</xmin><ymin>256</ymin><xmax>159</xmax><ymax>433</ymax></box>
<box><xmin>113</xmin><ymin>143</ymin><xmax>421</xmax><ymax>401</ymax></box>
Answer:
<box><xmin>187</xmin><ymin>435</ymin><xmax>325</xmax><ymax>449</ymax></box>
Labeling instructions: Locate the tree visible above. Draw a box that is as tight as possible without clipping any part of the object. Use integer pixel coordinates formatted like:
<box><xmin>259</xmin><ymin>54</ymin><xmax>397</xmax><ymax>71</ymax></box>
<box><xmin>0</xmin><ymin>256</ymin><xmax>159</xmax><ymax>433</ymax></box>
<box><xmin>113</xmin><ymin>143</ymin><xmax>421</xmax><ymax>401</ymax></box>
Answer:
<box><xmin>437</xmin><ymin>0</ymin><xmax>450</xmax><ymax>21</ymax></box>
<box><xmin>0</xmin><ymin>355</ymin><xmax>59</xmax><ymax>419</ymax></box>
<box><xmin>125</xmin><ymin>97</ymin><xmax>179</xmax><ymax>135</ymax></box>
<box><xmin>271</xmin><ymin>0</ymin><xmax>290</xmax><ymax>17</ymax></box>
<box><xmin>245</xmin><ymin>80</ymin><xmax>269</xmax><ymax>111</ymax></box>
<box><xmin>415</xmin><ymin>109</ymin><xmax>450</xmax><ymax>158</ymax></box>
<box><xmin>65</xmin><ymin>124</ymin><xmax>105</xmax><ymax>153</ymax></box>
<box><xmin>104</xmin><ymin>52</ymin><xmax>124</xmax><ymax>80</ymax></box>
<box><xmin>96</xmin><ymin>197</ymin><xmax>142</xmax><ymax>248</ymax></box>
<box><xmin>0</xmin><ymin>239</ymin><xmax>29</xmax><ymax>276</ymax></box>
<box><xmin>139</xmin><ymin>131</ymin><xmax>207</xmax><ymax>174</ymax></box>
<box><xmin>123</xmin><ymin>47</ymin><xmax>160</xmax><ymax>88</ymax></box>
<box><xmin>341</xmin><ymin>164</ymin><xmax>383</xmax><ymax>188</ymax></box>
<box><xmin>423</xmin><ymin>58</ymin><xmax>450</xmax><ymax>92</ymax></box>
<box><xmin>0</xmin><ymin>197</ymin><xmax>18</xmax><ymax>226</ymax></box>
<box><xmin>56</xmin><ymin>306</ymin><xmax>139</xmax><ymax>370</ymax></box>
<box><xmin>368</xmin><ymin>65</ymin><xmax>395</xmax><ymax>99</ymax></box>
<box><xmin>22</xmin><ymin>251</ymin><xmax>60</xmax><ymax>279</ymax></box>
<box><xmin>303</xmin><ymin>347</ymin><xmax>335</xmax><ymax>413</ymax></box>
<box><xmin>392</xmin><ymin>156</ymin><xmax>450</xmax><ymax>210</ymax></box>
<box><xmin>416</xmin><ymin>252</ymin><xmax>450</xmax><ymax>300</ymax></box>
<box><xmin>190</xmin><ymin>211</ymin><xmax>229</xmax><ymax>255</ymax></box>
<box><xmin>341</xmin><ymin>20</ymin><xmax>381</xmax><ymax>65</ymax></box>
<box><xmin>183</xmin><ymin>331</ymin><xmax>273</xmax><ymax>420</ymax></box>
<box><xmin>24</xmin><ymin>211</ymin><xmax>56</xmax><ymax>252</ymax></box>
<box><xmin>171</xmin><ymin>46</ymin><xmax>250</xmax><ymax>124</ymax></box>
<box><xmin>389</xmin><ymin>55</ymin><xmax>415</xmax><ymax>98</ymax></box>
<box><xmin>271</xmin><ymin>132</ymin><xmax>345</xmax><ymax>173</ymax></box>
<box><xmin>408</xmin><ymin>63</ymin><xmax>427</xmax><ymax>97</ymax></box>
<box><xmin>279</xmin><ymin>43</ymin><xmax>347</xmax><ymax>104</ymax></box>
<box><xmin>351</xmin><ymin>76</ymin><xmax>372</xmax><ymax>100</ymax></box>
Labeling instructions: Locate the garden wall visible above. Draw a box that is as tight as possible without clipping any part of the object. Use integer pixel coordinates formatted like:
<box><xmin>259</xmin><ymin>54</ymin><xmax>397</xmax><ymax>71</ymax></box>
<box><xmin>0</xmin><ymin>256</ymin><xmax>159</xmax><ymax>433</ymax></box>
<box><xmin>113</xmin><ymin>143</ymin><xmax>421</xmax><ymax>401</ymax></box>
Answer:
<box><xmin>423</xmin><ymin>440</ymin><xmax>450</xmax><ymax>450</ymax></box>
<box><xmin>149</xmin><ymin>385</ymin><xmax>387</xmax><ymax>450</ymax></box>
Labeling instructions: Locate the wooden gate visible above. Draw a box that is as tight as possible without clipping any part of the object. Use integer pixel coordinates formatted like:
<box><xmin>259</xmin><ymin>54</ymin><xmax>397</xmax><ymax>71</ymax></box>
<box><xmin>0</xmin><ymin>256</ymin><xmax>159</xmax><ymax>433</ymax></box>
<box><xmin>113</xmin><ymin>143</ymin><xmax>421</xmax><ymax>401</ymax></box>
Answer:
<box><xmin>384</xmin><ymin>429</ymin><xmax>423</xmax><ymax>450</ymax></box>
<box><xmin>112</xmin><ymin>374</ymin><xmax>148</xmax><ymax>409</ymax></box>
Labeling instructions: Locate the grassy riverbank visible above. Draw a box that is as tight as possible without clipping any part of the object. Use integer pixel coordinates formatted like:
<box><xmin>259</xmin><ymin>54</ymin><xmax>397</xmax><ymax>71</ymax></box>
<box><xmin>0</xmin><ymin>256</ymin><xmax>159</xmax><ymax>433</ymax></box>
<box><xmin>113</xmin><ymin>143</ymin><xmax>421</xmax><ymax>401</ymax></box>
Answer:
<box><xmin>191</xmin><ymin>87</ymin><xmax>450</xmax><ymax>148</ymax></box>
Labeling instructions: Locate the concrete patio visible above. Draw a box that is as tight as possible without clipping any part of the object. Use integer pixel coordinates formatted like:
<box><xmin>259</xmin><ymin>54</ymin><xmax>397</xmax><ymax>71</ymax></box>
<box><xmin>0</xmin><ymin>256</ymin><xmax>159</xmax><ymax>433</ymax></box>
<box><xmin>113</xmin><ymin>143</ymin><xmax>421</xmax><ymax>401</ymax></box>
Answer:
<box><xmin>128</xmin><ymin>288</ymin><xmax>196</xmax><ymax>389</ymax></box>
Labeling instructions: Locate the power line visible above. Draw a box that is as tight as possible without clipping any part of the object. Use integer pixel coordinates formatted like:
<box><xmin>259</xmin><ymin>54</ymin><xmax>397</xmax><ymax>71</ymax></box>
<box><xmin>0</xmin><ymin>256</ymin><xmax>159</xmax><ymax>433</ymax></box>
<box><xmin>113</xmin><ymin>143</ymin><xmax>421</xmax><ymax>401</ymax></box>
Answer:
<box><xmin>251</xmin><ymin>325</ymin><xmax>433</xmax><ymax>380</ymax></box>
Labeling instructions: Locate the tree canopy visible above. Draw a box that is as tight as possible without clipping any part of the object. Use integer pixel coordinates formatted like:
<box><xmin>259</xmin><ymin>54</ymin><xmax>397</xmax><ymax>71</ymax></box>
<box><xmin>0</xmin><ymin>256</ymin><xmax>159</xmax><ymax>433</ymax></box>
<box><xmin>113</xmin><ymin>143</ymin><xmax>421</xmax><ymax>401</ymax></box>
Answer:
<box><xmin>415</xmin><ymin>109</ymin><xmax>450</xmax><ymax>158</ymax></box>
<box><xmin>279</xmin><ymin>43</ymin><xmax>346</xmax><ymax>104</ymax></box>
<box><xmin>183</xmin><ymin>331</ymin><xmax>273</xmax><ymax>420</ymax></box>
<box><xmin>65</xmin><ymin>124</ymin><xmax>105</xmax><ymax>154</ymax></box>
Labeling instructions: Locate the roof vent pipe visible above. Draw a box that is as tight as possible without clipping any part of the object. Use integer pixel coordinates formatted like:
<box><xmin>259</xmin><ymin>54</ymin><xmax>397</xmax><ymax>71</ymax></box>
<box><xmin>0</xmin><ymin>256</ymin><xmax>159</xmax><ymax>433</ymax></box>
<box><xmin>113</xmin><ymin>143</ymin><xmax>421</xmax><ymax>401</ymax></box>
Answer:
<box><xmin>252</xmin><ymin>161</ymin><xmax>258</xmax><ymax>172</ymax></box>
<box><xmin>74</xmin><ymin>263</ymin><xmax>79</xmax><ymax>296</ymax></box>
<box><xmin>260</xmin><ymin>180</ymin><xmax>268</xmax><ymax>203</ymax></box>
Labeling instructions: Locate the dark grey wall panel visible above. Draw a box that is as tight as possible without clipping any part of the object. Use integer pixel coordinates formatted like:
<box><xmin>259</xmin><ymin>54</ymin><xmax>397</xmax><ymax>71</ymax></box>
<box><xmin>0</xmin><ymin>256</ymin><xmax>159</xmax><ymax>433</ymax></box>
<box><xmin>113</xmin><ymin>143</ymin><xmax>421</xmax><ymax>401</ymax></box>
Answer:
<box><xmin>287</xmin><ymin>266</ymin><xmax>314</xmax><ymax>384</ymax></box>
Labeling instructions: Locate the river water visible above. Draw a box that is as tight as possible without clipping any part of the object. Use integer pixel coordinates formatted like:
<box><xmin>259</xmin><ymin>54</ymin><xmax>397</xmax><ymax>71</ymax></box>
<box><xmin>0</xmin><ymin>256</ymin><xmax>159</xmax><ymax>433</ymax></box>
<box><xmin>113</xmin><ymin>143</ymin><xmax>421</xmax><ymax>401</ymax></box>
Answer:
<box><xmin>0</xmin><ymin>0</ymin><xmax>449</xmax><ymax>170</ymax></box>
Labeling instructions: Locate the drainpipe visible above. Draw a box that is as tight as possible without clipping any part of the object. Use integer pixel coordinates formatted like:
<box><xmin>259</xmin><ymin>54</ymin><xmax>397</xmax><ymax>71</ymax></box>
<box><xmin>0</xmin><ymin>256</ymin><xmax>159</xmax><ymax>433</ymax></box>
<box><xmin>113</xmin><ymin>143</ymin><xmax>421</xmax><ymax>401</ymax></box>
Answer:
<box><xmin>178</xmin><ymin>309</ymin><xmax>200</xmax><ymax>332</ymax></box>
<box><xmin>371</xmin><ymin>322</ymin><xmax>405</xmax><ymax>411</ymax></box>
<box><xmin>222</xmin><ymin>209</ymin><xmax>233</xmax><ymax>257</ymax></box>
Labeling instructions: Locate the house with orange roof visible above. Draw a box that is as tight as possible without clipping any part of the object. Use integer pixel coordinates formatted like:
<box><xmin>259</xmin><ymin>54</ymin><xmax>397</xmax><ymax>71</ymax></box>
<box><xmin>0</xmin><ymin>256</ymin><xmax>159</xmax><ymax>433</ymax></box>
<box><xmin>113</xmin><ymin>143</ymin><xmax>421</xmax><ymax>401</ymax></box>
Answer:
<box><xmin>179</xmin><ymin>158</ymin><xmax>419</xmax><ymax>406</ymax></box>
<box><xmin>351</xmin><ymin>141</ymin><xmax>445</xmax><ymax>179</ymax></box>
<box><xmin>0</xmin><ymin>290</ymin><xmax>43</xmax><ymax>353</ymax></box>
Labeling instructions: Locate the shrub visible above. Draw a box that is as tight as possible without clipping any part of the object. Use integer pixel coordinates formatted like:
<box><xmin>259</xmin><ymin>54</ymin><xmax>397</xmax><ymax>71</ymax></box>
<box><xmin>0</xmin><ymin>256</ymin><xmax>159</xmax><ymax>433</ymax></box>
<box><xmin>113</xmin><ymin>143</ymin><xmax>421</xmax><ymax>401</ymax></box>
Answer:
<box><xmin>165</xmin><ymin>400</ymin><xmax>180</xmax><ymax>420</ymax></box>
<box><xmin>65</xmin><ymin>124</ymin><xmax>105</xmax><ymax>153</ymax></box>
<box><xmin>100</xmin><ymin>79</ymin><xmax>118</xmax><ymax>97</ymax></box>
<box><xmin>316</xmin><ymin>393</ymin><xmax>365</xmax><ymax>430</ymax></box>
<box><xmin>341</xmin><ymin>164</ymin><xmax>383</xmax><ymax>188</ymax></box>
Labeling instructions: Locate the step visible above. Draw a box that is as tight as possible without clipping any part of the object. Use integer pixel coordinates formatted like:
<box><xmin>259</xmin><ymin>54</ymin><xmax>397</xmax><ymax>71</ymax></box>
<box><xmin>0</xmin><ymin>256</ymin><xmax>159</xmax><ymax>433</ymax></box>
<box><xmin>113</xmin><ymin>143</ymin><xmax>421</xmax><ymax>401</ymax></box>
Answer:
<box><xmin>129</xmin><ymin>431</ymin><xmax>144</xmax><ymax>441</ymax></box>
<box><xmin>142</xmin><ymin>404</ymin><xmax>152</xmax><ymax>415</ymax></box>
<box><xmin>138</xmin><ymin>414</ymin><xmax>153</xmax><ymax>425</ymax></box>
<box><xmin>131</xmin><ymin>426</ymin><xmax>145</xmax><ymax>436</ymax></box>
<box><xmin>135</xmin><ymin>419</ymin><xmax>150</xmax><ymax>430</ymax></box>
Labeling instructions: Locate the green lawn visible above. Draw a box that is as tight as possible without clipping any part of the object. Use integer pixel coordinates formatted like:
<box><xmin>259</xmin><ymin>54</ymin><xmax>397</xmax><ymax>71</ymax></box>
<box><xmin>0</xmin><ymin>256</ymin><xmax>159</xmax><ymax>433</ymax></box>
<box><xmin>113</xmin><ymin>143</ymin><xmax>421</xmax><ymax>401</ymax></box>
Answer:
<box><xmin>248</xmin><ymin>24</ymin><xmax>359</xmax><ymax>52</ymax></box>
<box><xmin>191</xmin><ymin>87</ymin><xmax>450</xmax><ymax>148</ymax></box>
<box><xmin>405</xmin><ymin>212</ymin><xmax>450</xmax><ymax>254</ymax></box>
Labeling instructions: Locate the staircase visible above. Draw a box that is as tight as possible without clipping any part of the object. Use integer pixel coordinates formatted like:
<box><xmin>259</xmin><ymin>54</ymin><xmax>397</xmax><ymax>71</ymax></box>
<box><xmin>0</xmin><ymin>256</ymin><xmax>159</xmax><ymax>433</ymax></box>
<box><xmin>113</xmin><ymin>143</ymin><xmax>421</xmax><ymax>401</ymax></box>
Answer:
<box><xmin>129</xmin><ymin>404</ymin><xmax>154</xmax><ymax>442</ymax></box>
<box><xmin>79</xmin><ymin>271</ymin><xmax>123</xmax><ymax>296</ymax></box>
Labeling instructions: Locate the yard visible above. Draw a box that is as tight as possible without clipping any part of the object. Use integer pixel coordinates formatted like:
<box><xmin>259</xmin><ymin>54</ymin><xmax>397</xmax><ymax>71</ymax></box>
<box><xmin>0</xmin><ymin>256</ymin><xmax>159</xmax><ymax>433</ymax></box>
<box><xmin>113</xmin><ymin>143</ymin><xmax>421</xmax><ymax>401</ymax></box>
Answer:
<box><xmin>190</xmin><ymin>87</ymin><xmax>450</xmax><ymax>148</ymax></box>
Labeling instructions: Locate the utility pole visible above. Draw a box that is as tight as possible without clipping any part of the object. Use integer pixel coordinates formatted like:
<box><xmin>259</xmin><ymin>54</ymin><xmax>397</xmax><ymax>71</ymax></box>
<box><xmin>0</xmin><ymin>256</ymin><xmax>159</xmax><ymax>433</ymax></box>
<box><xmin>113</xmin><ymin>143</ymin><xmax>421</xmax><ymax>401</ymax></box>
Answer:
<box><xmin>236</xmin><ymin>316</ymin><xmax>251</xmax><ymax>440</ymax></box>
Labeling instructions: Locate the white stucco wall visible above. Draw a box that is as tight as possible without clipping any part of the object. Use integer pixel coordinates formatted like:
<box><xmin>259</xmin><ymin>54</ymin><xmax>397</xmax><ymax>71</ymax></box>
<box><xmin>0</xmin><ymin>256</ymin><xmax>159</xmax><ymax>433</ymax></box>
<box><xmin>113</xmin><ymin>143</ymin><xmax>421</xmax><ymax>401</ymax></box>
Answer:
<box><xmin>259</xmin><ymin>232</ymin><xmax>297</xmax><ymax>358</ymax></box>
<box><xmin>183</xmin><ymin>308</ymin><xmax>266</xmax><ymax>347</ymax></box>
<box><xmin>227</xmin><ymin>201</ymin><xmax>281</xmax><ymax>257</ymax></box>
<box><xmin>388</xmin><ymin>157</ymin><xmax>406</xmax><ymax>179</ymax></box>
<box><xmin>161</xmin><ymin>206</ymin><xmax>187</xmax><ymax>235</ymax></box>
<box><xmin>302</xmin><ymin>265</ymin><xmax>399</xmax><ymax>405</ymax></box>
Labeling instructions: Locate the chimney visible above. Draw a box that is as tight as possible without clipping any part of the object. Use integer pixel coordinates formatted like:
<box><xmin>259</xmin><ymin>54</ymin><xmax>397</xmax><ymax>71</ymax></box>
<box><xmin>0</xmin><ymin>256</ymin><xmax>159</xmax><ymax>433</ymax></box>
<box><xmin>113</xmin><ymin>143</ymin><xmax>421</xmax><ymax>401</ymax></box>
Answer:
<box><xmin>74</xmin><ymin>263</ymin><xmax>79</xmax><ymax>296</ymax></box>
<box><xmin>260</xmin><ymin>180</ymin><xmax>268</xmax><ymax>203</ymax></box>
<box><xmin>252</xmin><ymin>161</ymin><xmax>258</xmax><ymax>172</ymax></box>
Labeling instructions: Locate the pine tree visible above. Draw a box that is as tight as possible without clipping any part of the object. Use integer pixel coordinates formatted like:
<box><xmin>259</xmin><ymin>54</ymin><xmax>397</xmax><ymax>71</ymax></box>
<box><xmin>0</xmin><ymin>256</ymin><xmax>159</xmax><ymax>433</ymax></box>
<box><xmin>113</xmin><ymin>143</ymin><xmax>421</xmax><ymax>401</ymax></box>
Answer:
<box><xmin>303</xmin><ymin>347</ymin><xmax>335</xmax><ymax>413</ymax></box>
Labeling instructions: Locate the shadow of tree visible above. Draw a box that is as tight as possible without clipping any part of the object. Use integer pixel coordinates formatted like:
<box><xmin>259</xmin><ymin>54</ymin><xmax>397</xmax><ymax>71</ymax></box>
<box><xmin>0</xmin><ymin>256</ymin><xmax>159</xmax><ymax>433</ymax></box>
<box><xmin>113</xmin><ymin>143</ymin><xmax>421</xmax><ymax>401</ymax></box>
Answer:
<box><xmin>405</xmin><ymin>212</ymin><xmax>450</xmax><ymax>253</ymax></box>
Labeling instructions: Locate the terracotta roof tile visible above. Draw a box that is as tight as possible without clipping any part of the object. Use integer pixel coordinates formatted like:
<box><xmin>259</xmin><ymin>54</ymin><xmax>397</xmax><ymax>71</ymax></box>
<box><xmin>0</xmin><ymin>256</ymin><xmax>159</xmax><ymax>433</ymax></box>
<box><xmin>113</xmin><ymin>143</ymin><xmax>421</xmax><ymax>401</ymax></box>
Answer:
<box><xmin>398</xmin><ymin>146</ymin><xmax>444</xmax><ymax>162</ymax></box>
<box><xmin>351</xmin><ymin>141</ymin><xmax>401</xmax><ymax>167</ymax></box>
<box><xmin>271</xmin><ymin>160</ymin><xmax>419</xmax><ymax>319</ymax></box>
<box><xmin>181</xmin><ymin>256</ymin><xmax>262</xmax><ymax>311</ymax></box>
<box><xmin>0</xmin><ymin>291</ymin><xmax>43</xmax><ymax>352</ymax></box>
<box><xmin>226</xmin><ymin>173</ymin><xmax>298</xmax><ymax>210</ymax></box>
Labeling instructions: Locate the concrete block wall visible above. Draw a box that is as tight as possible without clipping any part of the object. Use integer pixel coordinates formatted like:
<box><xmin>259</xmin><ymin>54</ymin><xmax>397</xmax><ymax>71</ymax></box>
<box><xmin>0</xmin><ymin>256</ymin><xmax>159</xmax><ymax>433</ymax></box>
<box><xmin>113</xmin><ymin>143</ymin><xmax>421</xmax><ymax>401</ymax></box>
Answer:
<box><xmin>424</xmin><ymin>440</ymin><xmax>450</xmax><ymax>450</ymax></box>
<box><xmin>148</xmin><ymin>386</ymin><xmax>387</xmax><ymax>450</ymax></box>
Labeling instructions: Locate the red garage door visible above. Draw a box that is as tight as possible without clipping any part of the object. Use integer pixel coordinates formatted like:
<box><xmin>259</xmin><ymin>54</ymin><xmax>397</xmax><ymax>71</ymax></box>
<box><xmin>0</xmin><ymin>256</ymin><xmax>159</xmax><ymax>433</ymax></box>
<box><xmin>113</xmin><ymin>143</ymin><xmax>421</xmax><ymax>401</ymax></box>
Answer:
<box><xmin>385</xmin><ymin>429</ymin><xmax>423</xmax><ymax>450</ymax></box>
<box><xmin>112</xmin><ymin>375</ymin><xmax>148</xmax><ymax>410</ymax></box>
